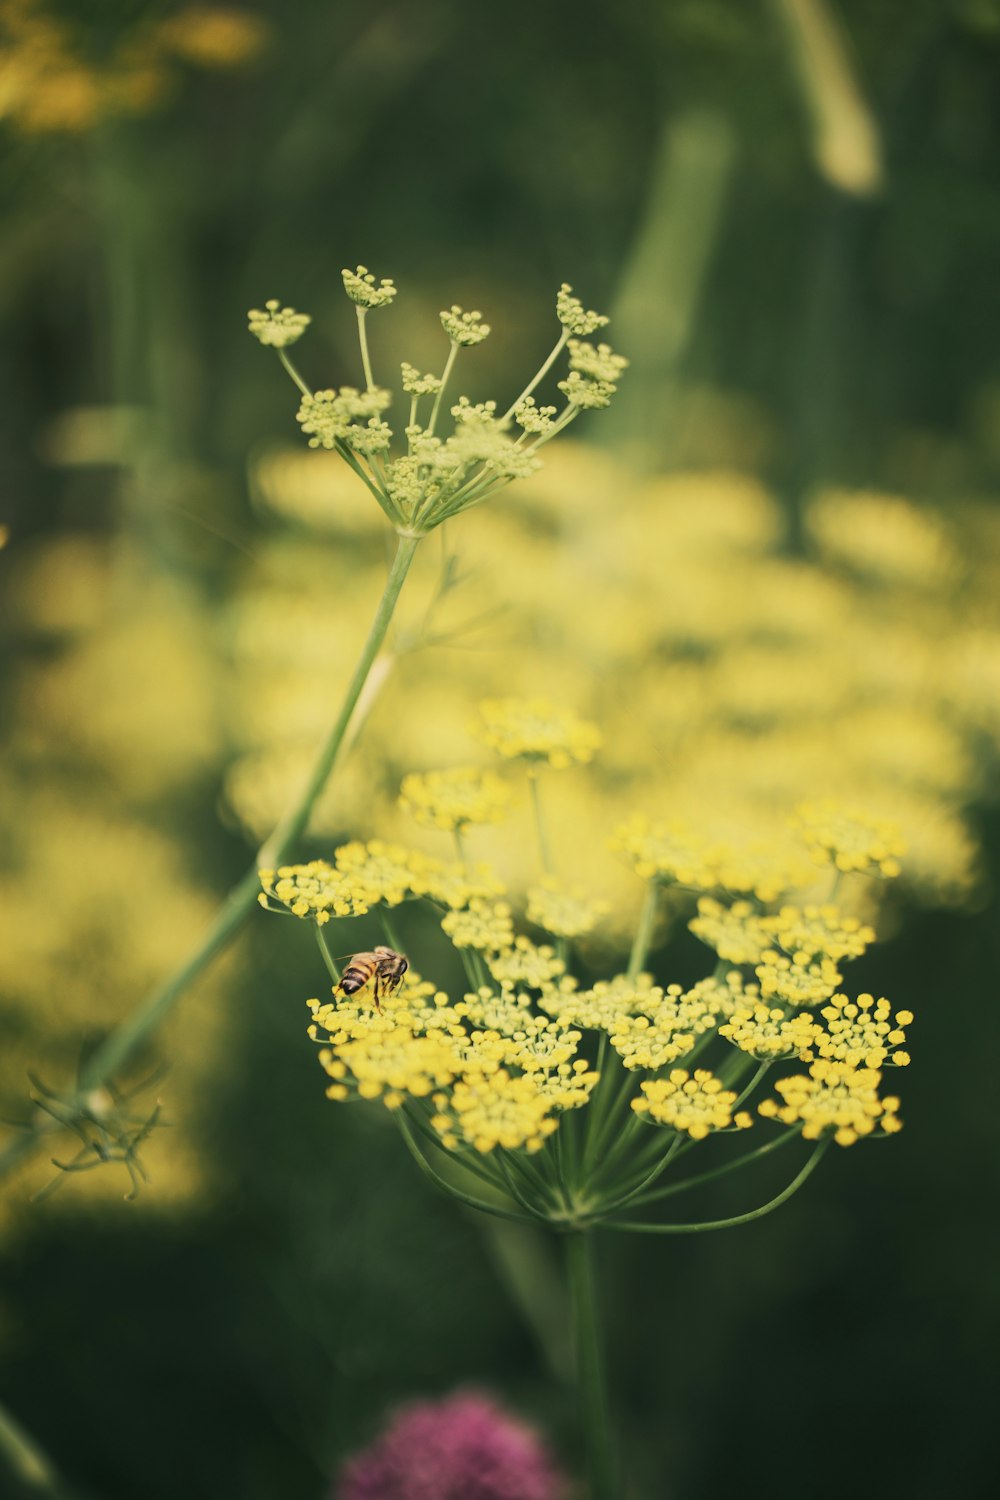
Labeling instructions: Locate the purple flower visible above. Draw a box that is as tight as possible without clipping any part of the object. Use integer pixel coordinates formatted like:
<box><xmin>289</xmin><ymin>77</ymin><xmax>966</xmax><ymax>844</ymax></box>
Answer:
<box><xmin>337</xmin><ymin>1389</ymin><xmax>569</xmax><ymax>1500</ymax></box>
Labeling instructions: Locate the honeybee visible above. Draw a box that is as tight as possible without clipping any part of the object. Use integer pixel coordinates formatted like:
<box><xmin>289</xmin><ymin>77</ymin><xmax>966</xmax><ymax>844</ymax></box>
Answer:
<box><xmin>337</xmin><ymin>946</ymin><xmax>409</xmax><ymax>1010</ymax></box>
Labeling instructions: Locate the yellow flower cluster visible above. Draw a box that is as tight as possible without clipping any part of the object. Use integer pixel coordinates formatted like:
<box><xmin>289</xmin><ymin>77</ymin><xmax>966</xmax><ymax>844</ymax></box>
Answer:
<box><xmin>755</xmin><ymin>951</ymin><xmax>842</xmax><ymax>1007</ymax></box>
<box><xmin>759</xmin><ymin>1060</ymin><xmax>902</xmax><ymax>1146</ymax></box>
<box><xmin>527</xmin><ymin>878</ymin><xmax>610</xmax><ymax>938</ymax></box>
<box><xmin>611</xmin><ymin>816</ymin><xmax>721</xmax><ymax>889</ymax></box>
<box><xmin>459</xmin><ymin>985</ymin><xmax>535</xmax><ymax>1034</ymax></box>
<box><xmin>633</xmin><ymin>1069</ymin><xmax>753</xmax><ymax>1139</ymax></box>
<box><xmin>320</xmin><ymin>1025</ymin><xmax>459</xmax><ymax>1107</ymax></box>
<box><xmin>719</xmin><ymin>1004</ymin><xmax>820</xmax><ymax>1060</ymax></box>
<box><xmin>308</xmin><ymin>974</ymin><xmax>456</xmax><ymax>1043</ymax></box>
<box><xmin>806</xmin><ymin>993</ymin><xmax>913</xmax><ymax>1068</ymax></box>
<box><xmin>504</xmin><ymin>1020</ymin><xmax>583</xmax><ymax>1074</ymax></box>
<box><xmin>262</xmin><ymin>841</ymin><xmax>507</xmax><ymax>922</ymax></box>
<box><xmin>332</xmin><ymin>840</ymin><xmax>442</xmax><ymax>906</ymax></box>
<box><xmin>441</xmin><ymin>900</ymin><xmax>515</xmax><ymax>951</ymax></box>
<box><xmin>342</xmin><ymin>265</ymin><xmax>397</xmax><ymax>309</ymax></box>
<box><xmin>539</xmin><ymin>973</ymin><xmax>662</xmax><ymax>1030</ymax></box>
<box><xmin>607</xmin><ymin>1013</ymin><xmax>697</xmax><ymax>1071</ymax></box>
<box><xmin>607</xmin><ymin>982</ymin><xmax>721</xmax><ymax>1070</ymax></box>
<box><xmin>794</xmin><ymin>801</ymin><xmax>906</xmax><ymax>878</ymax></box>
<box><xmin>682</xmin><ymin>970</ymin><xmax>761</xmax><ymax>1018</ymax></box>
<box><xmin>308</xmin><ymin>970</ymin><xmax>597</xmax><ymax>1154</ymax></box>
<box><xmin>474</xmin><ymin>698</ymin><xmax>601</xmax><ymax>769</ymax></box>
<box><xmin>805</xmin><ymin>489</ymin><xmax>958</xmax><ymax>590</ymax></box>
<box><xmin>762</xmin><ymin>904</ymin><xmax>876</xmax><ymax>962</ymax></box>
<box><xmin>399</xmin><ymin>766</ymin><xmax>511</xmax><ymax>832</ymax></box>
<box><xmin>248</xmin><ymin>302</ymin><xmax>310</xmax><ymax>349</ymax></box>
<box><xmin>432</xmin><ymin>1072</ymin><xmax>558</xmax><ymax>1154</ymax></box>
<box><xmin>259</xmin><ymin>861</ymin><xmax>371</xmax><ymax>923</ymax></box>
<box><xmin>486</xmin><ymin>938</ymin><xmax>566</xmax><ymax>988</ymax></box>
<box><xmin>689</xmin><ymin>898</ymin><xmax>769</xmax><ymax>964</ymax></box>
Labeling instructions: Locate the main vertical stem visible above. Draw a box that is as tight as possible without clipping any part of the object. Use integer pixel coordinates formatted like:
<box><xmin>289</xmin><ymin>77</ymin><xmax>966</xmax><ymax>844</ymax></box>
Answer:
<box><xmin>566</xmin><ymin>1230</ymin><xmax>616</xmax><ymax>1499</ymax></box>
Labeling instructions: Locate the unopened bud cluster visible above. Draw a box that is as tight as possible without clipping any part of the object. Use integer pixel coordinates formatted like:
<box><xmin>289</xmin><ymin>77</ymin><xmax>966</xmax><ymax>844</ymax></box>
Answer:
<box><xmin>249</xmin><ymin>267</ymin><xmax>626</xmax><ymax>536</ymax></box>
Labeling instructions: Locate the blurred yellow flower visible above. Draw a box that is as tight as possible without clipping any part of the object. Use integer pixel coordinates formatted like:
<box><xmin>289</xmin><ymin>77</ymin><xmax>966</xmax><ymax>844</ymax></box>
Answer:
<box><xmin>399</xmin><ymin>766</ymin><xmax>511</xmax><ymax>832</ymax></box>
<box><xmin>474</xmin><ymin>698</ymin><xmax>602</xmax><ymax>770</ymax></box>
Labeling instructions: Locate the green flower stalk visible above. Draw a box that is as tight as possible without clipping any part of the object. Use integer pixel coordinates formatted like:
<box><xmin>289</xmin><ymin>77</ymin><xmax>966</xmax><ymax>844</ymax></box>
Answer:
<box><xmin>261</xmin><ymin>700</ymin><xmax>914</xmax><ymax>1498</ymax></box>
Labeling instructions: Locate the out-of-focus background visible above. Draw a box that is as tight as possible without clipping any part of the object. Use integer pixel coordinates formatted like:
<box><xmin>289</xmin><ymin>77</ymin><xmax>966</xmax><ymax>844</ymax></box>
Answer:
<box><xmin>1</xmin><ymin>2</ymin><xmax>999</xmax><ymax>1496</ymax></box>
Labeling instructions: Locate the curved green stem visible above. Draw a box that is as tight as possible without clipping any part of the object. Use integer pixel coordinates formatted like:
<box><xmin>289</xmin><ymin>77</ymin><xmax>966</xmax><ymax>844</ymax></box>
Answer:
<box><xmin>502</xmin><ymin>328</ymin><xmax>569</xmax><ymax>421</ymax></box>
<box><xmin>356</xmin><ymin>307</ymin><xmax>375</xmax><ymax>390</ymax></box>
<box><xmin>0</xmin><ymin>536</ymin><xmax>420</xmax><ymax>1181</ymax></box>
<box><xmin>427</xmin><ymin>341</ymin><xmax>458</xmax><ymax>436</ymax></box>
<box><xmin>403</xmin><ymin>1107</ymin><xmax>509</xmax><ymax>1195</ymax></box>
<box><xmin>593</xmin><ymin>1134</ymin><xmax>684</xmax><ymax>1217</ymax></box>
<box><xmin>395</xmin><ymin>1113</ymin><xmax>540</xmax><ymax>1225</ymax></box>
<box><xmin>278</xmin><ymin>347</ymin><xmax>311</xmax><ymax>397</ymax></box>
<box><xmin>315</xmin><ymin>927</ymin><xmax>342</xmax><ymax>984</ymax></box>
<box><xmin>566</xmin><ymin>1231</ymin><xmax>616</xmax><ymax>1500</ymax></box>
<box><xmin>732</xmin><ymin>1059</ymin><xmax>771</xmax><ymax>1110</ymax></box>
<box><xmin>495</xmin><ymin>1153</ymin><xmax>547</xmax><ymax>1216</ymax></box>
<box><xmin>377</xmin><ymin>906</ymin><xmax>404</xmax><ymax>955</ymax></box>
<box><xmin>603</xmin><ymin>1139</ymin><xmax>829</xmax><ymax>1232</ymax></box>
<box><xmin>629</xmin><ymin>1126</ymin><xmax>801</xmax><ymax>1206</ymax></box>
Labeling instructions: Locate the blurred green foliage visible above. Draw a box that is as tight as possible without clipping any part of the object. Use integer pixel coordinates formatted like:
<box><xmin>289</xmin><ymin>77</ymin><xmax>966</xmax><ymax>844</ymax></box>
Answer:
<box><xmin>1</xmin><ymin>2</ymin><xmax>999</xmax><ymax>1497</ymax></box>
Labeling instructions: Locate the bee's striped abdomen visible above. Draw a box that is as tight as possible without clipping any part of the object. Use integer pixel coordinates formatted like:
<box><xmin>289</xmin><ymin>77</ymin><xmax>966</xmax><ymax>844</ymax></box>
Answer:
<box><xmin>339</xmin><ymin>959</ymin><xmax>376</xmax><ymax>995</ymax></box>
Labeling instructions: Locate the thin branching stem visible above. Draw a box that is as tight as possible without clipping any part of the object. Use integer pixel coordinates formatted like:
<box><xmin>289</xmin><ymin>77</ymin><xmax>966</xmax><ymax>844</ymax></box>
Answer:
<box><xmin>377</xmin><ymin>906</ymin><xmax>404</xmax><ymax>955</ymax></box>
<box><xmin>501</xmin><ymin>328</ymin><xmax>570</xmax><ymax>421</ymax></box>
<box><xmin>356</xmin><ymin>306</ymin><xmax>375</xmax><ymax>391</ymax></box>
<box><xmin>603</xmin><ymin>1140</ymin><xmax>829</xmax><ymax>1233</ymax></box>
<box><xmin>395</xmin><ymin>1113</ymin><xmax>539</xmax><ymax>1225</ymax></box>
<box><xmin>315</xmin><ymin>927</ymin><xmax>342</xmax><ymax>984</ymax></box>
<box><xmin>593</xmin><ymin>1134</ymin><xmax>684</xmax><ymax>1218</ymax></box>
<box><xmin>627</xmin><ymin>881</ymin><xmax>660</xmax><ymax>979</ymax></box>
<box><xmin>427</xmin><ymin>341</ymin><xmax>458</xmax><ymax>436</ymax></box>
<box><xmin>629</xmin><ymin>1126</ymin><xmax>801</xmax><ymax>1206</ymax></box>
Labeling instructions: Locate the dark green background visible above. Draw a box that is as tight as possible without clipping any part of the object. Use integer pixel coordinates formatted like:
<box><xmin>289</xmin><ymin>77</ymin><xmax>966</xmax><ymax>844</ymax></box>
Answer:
<box><xmin>2</xmin><ymin>2</ymin><xmax>999</xmax><ymax>1496</ymax></box>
